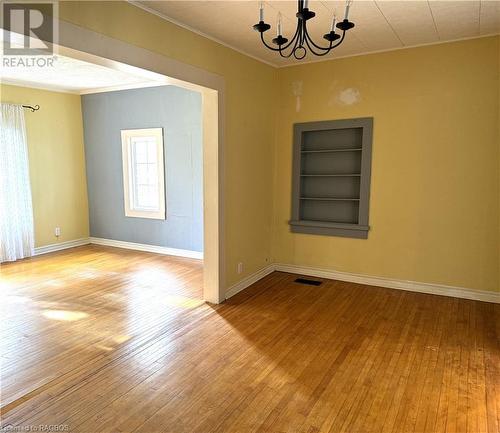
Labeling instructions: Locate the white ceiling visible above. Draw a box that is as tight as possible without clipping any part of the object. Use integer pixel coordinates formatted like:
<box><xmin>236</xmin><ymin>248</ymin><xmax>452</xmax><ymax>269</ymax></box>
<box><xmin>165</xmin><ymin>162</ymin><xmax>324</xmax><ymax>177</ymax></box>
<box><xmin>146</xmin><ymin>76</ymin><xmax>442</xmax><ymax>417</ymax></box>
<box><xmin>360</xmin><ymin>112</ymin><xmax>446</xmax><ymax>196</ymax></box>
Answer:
<box><xmin>135</xmin><ymin>0</ymin><xmax>500</xmax><ymax>66</ymax></box>
<box><xmin>0</xmin><ymin>45</ymin><xmax>167</xmax><ymax>93</ymax></box>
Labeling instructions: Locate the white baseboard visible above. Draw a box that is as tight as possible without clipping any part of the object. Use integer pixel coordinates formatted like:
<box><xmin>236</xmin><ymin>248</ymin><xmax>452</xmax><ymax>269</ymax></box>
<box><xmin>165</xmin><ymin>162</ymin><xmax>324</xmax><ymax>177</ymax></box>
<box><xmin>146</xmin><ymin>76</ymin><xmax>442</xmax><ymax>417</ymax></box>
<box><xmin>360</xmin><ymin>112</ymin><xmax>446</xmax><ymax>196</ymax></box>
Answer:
<box><xmin>225</xmin><ymin>264</ymin><xmax>275</xmax><ymax>299</ymax></box>
<box><xmin>34</xmin><ymin>238</ymin><xmax>90</xmax><ymax>256</ymax></box>
<box><xmin>274</xmin><ymin>263</ymin><xmax>500</xmax><ymax>304</ymax></box>
<box><xmin>32</xmin><ymin>239</ymin><xmax>499</xmax><ymax>304</ymax></box>
<box><xmin>89</xmin><ymin>237</ymin><xmax>203</xmax><ymax>260</ymax></box>
<box><xmin>225</xmin><ymin>262</ymin><xmax>499</xmax><ymax>304</ymax></box>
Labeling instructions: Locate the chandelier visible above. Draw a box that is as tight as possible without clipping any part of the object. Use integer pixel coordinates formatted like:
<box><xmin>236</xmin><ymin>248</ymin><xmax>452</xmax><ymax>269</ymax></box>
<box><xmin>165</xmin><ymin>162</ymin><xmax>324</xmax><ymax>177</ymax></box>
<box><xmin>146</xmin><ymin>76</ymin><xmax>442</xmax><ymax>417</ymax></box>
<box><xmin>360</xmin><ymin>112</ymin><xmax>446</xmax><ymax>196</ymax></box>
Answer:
<box><xmin>253</xmin><ymin>0</ymin><xmax>355</xmax><ymax>60</ymax></box>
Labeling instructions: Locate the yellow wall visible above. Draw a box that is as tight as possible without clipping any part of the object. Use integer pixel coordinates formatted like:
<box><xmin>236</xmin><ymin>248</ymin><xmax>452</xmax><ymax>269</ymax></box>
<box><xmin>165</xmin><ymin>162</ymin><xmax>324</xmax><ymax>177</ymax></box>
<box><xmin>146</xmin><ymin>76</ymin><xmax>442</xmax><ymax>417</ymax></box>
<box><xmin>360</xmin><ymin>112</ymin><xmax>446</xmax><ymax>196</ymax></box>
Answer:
<box><xmin>59</xmin><ymin>1</ymin><xmax>278</xmax><ymax>288</ymax></box>
<box><xmin>6</xmin><ymin>1</ymin><xmax>498</xmax><ymax>294</ymax></box>
<box><xmin>0</xmin><ymin>84</ymin><xmax>89</xmax><ymax>247</ymax></box>
<box><xmin>273</xmin><ymin>37</ymin><xmax>499</xmax><ymax>293</ymax></box>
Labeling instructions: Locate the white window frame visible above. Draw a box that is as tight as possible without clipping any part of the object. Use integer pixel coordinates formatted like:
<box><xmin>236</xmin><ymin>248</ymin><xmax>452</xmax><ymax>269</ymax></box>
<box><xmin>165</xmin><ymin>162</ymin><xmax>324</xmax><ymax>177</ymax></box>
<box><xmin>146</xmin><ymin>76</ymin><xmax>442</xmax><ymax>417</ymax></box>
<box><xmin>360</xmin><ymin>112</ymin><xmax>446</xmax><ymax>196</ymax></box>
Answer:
<box><xmin>121</xmin><ymin>128</ymin><xmax>166</xmax><ymax>220</ymax></box>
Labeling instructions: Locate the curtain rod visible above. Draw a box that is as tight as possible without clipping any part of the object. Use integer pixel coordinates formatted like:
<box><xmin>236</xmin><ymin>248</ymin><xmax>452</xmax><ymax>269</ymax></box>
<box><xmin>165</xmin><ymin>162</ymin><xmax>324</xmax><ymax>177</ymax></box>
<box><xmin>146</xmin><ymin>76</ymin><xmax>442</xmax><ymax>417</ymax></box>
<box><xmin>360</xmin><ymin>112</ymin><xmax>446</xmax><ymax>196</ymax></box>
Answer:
<box><xmin>22</xmin><ymin>104</ymin><xmax>40</xmax><ymax>112</ymax></box>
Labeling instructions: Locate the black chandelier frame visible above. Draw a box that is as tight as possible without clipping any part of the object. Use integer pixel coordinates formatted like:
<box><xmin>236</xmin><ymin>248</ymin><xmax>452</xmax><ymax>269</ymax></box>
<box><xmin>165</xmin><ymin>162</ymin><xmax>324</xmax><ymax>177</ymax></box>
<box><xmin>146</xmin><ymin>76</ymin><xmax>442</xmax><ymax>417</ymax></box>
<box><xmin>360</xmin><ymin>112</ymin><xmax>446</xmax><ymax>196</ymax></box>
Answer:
<box><xmin>253</xmin><ymin>0</ymin><xmax>355</xmax><ymax>60</ymax></box>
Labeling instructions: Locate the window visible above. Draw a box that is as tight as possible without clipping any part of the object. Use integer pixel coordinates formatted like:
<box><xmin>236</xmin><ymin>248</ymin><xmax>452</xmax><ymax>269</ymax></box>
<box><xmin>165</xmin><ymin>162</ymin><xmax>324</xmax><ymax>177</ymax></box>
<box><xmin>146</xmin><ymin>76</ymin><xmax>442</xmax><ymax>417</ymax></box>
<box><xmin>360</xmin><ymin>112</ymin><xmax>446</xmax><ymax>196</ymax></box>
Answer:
<box><xmin>121</xmin><ymin>128</ymin><xmax>165</xmax><ymax>220</ymax></box>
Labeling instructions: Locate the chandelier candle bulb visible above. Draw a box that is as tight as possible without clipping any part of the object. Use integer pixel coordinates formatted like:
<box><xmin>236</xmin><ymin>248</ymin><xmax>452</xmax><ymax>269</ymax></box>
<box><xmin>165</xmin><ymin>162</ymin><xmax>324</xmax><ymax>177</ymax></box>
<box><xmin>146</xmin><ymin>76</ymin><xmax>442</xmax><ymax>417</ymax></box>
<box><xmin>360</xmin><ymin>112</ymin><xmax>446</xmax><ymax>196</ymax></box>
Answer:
<box><xmin>304</xmin><ymin>0</ymin><xmax>309</xmax><ymax>9</ymax></box>
<box><xmin>259</xmin><ymin>2</ymin><xmax>264</xmax><ymax>22</ymax></box>
<box><xmin>345</xmin><ymin>0</ymin><xmax>351</xmax><ymax>20</ymax></box>
<box><xmin>331</xmin><ymin>15</ymin><xmax>337</xmax><ymax>31</ymax></box>
<box><xmin>277</xmin><ymin>13</ymin><xmax>282</xmax><ymax>36</ymax></box>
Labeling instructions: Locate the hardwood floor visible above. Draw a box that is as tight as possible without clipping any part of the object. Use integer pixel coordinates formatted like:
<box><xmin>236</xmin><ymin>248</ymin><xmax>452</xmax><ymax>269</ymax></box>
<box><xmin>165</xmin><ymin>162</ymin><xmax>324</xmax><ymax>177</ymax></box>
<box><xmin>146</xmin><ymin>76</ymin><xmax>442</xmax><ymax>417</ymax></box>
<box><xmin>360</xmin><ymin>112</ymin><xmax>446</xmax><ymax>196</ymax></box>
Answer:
<box><xmin>1</xmin><ymin>246</ymin><xmax>499</xmax><ymax>432</ymax></box>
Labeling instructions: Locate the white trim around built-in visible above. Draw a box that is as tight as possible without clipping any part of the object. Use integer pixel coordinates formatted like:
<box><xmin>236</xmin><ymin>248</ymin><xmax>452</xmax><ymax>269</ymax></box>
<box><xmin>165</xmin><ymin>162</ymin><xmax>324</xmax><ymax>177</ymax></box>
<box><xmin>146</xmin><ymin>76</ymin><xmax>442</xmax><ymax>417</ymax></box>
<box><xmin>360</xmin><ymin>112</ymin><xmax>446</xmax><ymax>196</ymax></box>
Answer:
<box><xmin>225</xmin><ymin>263</ymin><xmax>500</xmax><ymax>304</ymax></box>
<box><xmin>89</xmin><ymin>237</ymin><xmax>203</xmax><ymax>260</ymax></box>
<box><xmin>34</xmin><ymin>238</ymin><xmax>90</xmax><ymax>255</ymax></box>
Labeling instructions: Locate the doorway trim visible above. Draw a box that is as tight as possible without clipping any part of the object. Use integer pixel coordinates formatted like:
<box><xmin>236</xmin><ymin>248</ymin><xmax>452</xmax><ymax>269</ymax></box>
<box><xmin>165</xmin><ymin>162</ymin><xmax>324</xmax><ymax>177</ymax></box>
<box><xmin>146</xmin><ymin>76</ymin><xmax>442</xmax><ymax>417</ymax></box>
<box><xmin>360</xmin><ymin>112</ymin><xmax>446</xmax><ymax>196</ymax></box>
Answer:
<box><xmin>55</xmin><ymin>19</ymin><xmax>225</xmax><ymax>304</ymax></box>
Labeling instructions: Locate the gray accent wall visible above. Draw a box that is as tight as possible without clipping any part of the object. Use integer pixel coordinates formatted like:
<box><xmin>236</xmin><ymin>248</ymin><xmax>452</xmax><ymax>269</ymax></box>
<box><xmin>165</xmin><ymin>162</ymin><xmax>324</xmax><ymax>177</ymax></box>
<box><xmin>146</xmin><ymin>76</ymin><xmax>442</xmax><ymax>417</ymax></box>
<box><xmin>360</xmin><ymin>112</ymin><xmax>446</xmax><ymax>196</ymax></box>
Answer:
<box><xmin>82</xmin><ymin>85</ymin><xmax>203</xmax><ymax>252</ymax></box>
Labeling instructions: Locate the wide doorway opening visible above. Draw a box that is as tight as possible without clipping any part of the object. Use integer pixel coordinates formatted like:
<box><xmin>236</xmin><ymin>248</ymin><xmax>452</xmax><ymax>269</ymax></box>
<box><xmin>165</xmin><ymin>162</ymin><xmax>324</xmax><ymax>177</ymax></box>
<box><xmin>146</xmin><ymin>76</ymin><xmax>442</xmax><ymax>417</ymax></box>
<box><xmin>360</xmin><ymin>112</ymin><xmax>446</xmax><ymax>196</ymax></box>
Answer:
<box><xmin>0</xmin><ymin>28</ymin><xmax>223</xmax><ymax>410</ymax></box>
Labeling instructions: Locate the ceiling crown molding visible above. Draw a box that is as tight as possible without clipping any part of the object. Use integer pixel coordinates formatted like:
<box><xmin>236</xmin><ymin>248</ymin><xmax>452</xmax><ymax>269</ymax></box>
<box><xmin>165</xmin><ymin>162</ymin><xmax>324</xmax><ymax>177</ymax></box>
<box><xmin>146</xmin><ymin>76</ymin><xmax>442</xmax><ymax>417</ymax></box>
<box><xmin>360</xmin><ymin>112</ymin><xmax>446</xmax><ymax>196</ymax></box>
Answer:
<box><xmin>128</xmin><ymin>1</ymin><xmax>278</xmax><ymax>68</ymax></box>
<box><xmin>277</xmin><ymin>32</ymin><xmax>500</xmax><ymax>68</ymax></box>
<box><xmin>128</xmin><ymin>1</ymin><xmax>500</xmax><ymax>70</ymax></box>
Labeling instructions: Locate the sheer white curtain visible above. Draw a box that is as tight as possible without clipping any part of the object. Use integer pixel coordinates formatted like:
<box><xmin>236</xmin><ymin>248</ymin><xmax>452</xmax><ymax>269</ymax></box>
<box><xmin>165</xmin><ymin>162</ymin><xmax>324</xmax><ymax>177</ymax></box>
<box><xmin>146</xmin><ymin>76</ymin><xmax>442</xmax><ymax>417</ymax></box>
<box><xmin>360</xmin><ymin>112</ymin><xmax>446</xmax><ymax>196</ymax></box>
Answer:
<box><xmin>0</xmin><ymin>103</ymin><xmax>35</xmax><ymax>262</ymax></box>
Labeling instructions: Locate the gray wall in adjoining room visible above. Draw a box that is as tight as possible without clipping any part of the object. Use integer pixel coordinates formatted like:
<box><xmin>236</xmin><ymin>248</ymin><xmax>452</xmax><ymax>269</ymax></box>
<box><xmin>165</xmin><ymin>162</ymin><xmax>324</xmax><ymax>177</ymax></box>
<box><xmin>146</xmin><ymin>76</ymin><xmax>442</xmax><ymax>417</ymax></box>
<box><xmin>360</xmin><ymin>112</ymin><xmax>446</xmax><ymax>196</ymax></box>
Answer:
<box><xmin>81</xmin><ymin>85</ymin><xmax>203</xmax><ymax>252</ymax></box>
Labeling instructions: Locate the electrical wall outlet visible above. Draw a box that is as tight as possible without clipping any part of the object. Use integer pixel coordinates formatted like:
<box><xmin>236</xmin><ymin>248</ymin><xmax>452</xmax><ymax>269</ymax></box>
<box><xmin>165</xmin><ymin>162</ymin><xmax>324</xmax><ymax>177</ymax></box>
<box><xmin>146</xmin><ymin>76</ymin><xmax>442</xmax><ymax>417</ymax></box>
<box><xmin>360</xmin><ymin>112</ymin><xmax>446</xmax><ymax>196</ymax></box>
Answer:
<box><xmin>55</xmin><ymin>227</ymin><xmax>61</xmax><ymax>237</ymax></box>
<box><xmin>237</xmin><ymin>262</ymin><xmax>243</xmax><ymax>274</ymax></box>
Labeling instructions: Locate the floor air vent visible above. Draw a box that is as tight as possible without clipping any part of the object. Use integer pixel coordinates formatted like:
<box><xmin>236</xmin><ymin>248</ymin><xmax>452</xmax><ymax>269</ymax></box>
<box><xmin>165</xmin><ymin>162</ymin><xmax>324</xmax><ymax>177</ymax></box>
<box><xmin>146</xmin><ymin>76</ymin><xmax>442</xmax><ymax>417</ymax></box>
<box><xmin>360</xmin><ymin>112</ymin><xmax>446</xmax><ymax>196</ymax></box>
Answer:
<box><xmin>294</xmin><ymin>278</ymin><xmax>322</xmax><ymax>286</ymax></box>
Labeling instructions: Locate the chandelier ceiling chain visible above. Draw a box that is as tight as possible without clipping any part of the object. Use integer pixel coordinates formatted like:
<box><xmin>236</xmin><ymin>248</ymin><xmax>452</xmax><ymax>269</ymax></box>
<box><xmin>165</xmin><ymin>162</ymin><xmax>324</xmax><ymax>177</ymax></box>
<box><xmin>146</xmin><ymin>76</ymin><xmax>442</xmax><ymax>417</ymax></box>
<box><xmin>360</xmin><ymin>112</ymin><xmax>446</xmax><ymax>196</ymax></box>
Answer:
<box><xmin>253</xmin><ymin>0</ymin><xmax>355</xmax><ymax>60</ymax></box>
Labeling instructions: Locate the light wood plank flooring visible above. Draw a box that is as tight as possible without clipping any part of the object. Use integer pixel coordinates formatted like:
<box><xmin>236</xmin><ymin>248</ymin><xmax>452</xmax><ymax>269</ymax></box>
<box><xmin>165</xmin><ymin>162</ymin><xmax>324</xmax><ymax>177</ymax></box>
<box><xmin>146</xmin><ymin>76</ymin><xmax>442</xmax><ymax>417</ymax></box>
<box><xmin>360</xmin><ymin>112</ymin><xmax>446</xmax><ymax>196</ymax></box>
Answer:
<box><xmin>1</xmin><ymin>245</ymin><xmax>498</xmax><ymax>432</ymax></box>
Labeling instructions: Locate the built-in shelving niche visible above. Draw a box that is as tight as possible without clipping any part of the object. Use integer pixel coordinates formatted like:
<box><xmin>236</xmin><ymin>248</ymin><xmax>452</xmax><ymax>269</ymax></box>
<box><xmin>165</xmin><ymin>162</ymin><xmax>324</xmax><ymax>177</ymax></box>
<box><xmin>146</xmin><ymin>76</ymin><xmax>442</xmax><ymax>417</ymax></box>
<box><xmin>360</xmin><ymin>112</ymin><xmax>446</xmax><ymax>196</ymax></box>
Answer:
<box><xmin>289</xmin><ymin>118</ymin><xmax>373</xmax><ymax>238</ymax></box>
